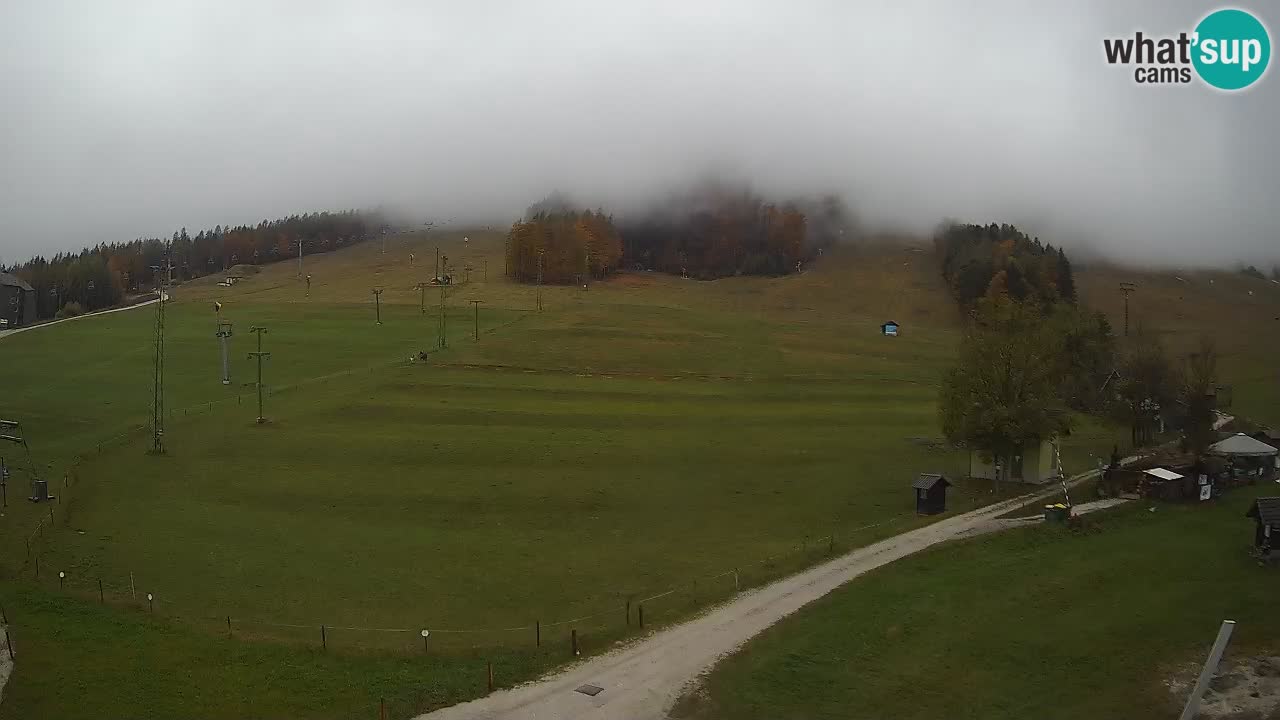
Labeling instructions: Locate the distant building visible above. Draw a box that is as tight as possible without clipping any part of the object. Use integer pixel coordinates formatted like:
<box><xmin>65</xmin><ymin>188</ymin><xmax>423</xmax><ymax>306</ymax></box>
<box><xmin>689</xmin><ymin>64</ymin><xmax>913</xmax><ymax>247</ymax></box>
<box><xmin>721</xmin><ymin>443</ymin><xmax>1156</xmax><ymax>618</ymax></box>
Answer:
<box><xmin>880</xmin><ymin>321</ymin><xmax>899</xmax><ymax>337</ymax></box>
<box><xmin>0</xmin><ymin>272</ymin><xmax>37</xmax><ymax>328</ymax></box>
<box><xmin>970</xmin><ymin>438</ymin><xmax>1059</xmax><ymax>484</ymax></box>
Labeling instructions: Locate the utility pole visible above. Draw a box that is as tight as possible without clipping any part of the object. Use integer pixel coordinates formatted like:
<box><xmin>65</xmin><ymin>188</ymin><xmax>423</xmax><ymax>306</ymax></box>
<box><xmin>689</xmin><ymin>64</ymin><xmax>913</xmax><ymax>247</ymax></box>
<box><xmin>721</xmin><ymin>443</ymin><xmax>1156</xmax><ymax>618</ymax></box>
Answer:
<box><xmin>216</xmin><ymin>320</ymin><xmax>233</xmax><ymax>385</ymax></box>
<box><xmin>416</xmin><ymin>282</ymin><xmax>427</xmax><ymax>314</ymax></box>
<box><xmin>470</xmin><ymin>300</ymin><xmax>483</xmax><ymax>341</ymax></box>
<box><xmin>435</xmin><ymin>246</ymin><xmax>440</xmax><ymax>281</ymax></box>
<box><xmin>297</xmin><ymin>238</ymin><xmax>304</xmax><ymax>277</ymax></box>
<box><xmin>247</xmin><ymin>326</ymin><xmax>271</xmax><ymax>424</ymax></box>
<box><xmin>148</xmin><ymin>243</ymin><xmax>171</xmax><ymax>455</ymax></box>
<box><xmin>536</xmin><ymin>249</ymin><xmax>545</xmax><ymax>312</ymax></box>
<box><xmin>372</xmin><ymin>288</ymin><xmax>384</xmax><ymax>325</ymax></box>
<box><xmin>438</xmin><ymin>285</ymin><xmax>448</xmax><ymax>349</ymax></box>
<box><xmin>1119</xmin><ymin>282</ymin><xmax>1137</xmax><ymax>337</ymax></box>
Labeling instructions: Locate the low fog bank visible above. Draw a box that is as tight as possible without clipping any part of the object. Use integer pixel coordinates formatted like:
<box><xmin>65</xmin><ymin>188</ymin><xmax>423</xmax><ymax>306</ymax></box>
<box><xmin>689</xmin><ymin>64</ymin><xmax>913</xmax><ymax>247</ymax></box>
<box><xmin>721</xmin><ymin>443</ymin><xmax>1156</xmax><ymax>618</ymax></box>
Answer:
<box><xmin>3</xmin><ymin>1</ymin><xmax>1277</xmax><ymax>270</ymax></box>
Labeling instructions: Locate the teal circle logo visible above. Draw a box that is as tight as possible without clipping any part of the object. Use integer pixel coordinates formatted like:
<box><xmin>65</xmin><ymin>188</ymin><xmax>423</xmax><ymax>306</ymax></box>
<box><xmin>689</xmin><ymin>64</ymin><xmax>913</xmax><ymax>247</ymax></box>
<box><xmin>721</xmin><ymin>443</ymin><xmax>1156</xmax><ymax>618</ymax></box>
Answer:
<box><xmin>1192</xmin><ymin>8</ymin><xmax>1271</xmax><ymax>90</ymax></box>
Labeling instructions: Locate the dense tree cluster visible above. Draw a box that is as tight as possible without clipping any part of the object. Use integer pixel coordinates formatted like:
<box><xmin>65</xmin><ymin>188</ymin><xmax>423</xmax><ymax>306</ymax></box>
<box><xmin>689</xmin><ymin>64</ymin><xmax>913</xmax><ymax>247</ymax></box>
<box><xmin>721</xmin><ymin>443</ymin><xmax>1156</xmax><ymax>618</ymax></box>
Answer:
<box><xmin>6</xmin><ymin>210</ymin><xmax>384</xmax><ymax>320</ymax></box>
<box><xmin>504</xmin><ymin>185</ymin><xmax>855</xmax><ymax>284</ymax></box>
<box><xmin>1050</xmin><ymin>305</ymin><xmax>1117</xmax><ymax>412</ymax></box>
<box><xmin>617</xmin><ymin>185</ymin><xmax>850</xmax><ymax>279</ymax></box>
<box><xmin>943</xmin><ymin>284</ymin><xmax>1218</xmax><ymax>468</ymax></box>
<box><xmin>934</xmin><ymin>222</ymin><xmax>1075</xmax><ymax>308</ymax></box>
<box><xmin>505</xmin><ymin>208</ymin><xmax>623</xmax><ymax>284</ymax></box>
<box><xmin>17</xmin><ymin>252</ymin><xmax>123</xmax><ymax>319</ymax></box>
<box><xmin>939</xmin><ymin>265</ymin><xmax>1118</xmax><ymax>478</ymax></box>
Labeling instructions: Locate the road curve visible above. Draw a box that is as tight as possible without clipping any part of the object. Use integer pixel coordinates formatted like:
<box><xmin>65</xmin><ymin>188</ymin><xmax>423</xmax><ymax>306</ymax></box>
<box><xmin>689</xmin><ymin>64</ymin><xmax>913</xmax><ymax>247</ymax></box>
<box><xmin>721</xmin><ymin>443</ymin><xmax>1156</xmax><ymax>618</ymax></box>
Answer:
<box><xmin>416</xmin><ymin>475</ymin><xmax>1101</xmax><ymax>720</ymax></box>
<box><xmin>417</xmin><ymin>417</ymin><xmax>1235</xmax><ymax>720</ymax></box>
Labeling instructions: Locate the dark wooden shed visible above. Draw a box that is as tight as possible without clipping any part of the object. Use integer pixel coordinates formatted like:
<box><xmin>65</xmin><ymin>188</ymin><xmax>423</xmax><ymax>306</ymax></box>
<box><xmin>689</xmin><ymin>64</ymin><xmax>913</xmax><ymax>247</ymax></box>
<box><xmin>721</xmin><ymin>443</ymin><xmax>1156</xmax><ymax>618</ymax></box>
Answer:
<box><xmin>913</xmin><ymin>473</ymin><xmax>951</xmax><ymax>515</ymax></box>
<box><xmin>1246</xmin><ymin>496</ymin><xmax>1280</xmax><ymax>554</ymax></box>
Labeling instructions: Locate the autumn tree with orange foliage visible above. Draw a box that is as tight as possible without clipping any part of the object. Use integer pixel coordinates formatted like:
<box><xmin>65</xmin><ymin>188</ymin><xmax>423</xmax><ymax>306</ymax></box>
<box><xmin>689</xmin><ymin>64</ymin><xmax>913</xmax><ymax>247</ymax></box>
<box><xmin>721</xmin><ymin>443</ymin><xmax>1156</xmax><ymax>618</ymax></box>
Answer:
<box><xmin>505</xmin><ymin>209</ymin><xmax>623</xmax><ymax>284</ymax></box>
<box><xmin>618</xmin><ymin>182</ymin><xmax>827</xmax><ymax>279</ymax></box>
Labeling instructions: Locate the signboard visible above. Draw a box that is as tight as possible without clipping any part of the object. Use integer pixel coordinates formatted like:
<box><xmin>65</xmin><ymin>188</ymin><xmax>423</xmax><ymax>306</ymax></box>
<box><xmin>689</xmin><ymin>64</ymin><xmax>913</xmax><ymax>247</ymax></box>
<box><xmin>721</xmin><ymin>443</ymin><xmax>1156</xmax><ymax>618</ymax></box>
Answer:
<box><xmin>1199</xmin><ymin>484</ymin><xmax>1212</xmax><ymax>502</ymax></box>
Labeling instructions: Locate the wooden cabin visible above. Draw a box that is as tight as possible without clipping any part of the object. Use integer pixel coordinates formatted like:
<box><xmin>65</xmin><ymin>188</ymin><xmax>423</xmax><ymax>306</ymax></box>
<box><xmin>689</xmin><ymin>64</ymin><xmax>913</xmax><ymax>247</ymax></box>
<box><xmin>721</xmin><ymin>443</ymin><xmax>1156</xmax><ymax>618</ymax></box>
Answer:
<box><xmin>1246</xmin><ymin>497</ymin><xmax>1280</xmax><ymax>554</ymax></box>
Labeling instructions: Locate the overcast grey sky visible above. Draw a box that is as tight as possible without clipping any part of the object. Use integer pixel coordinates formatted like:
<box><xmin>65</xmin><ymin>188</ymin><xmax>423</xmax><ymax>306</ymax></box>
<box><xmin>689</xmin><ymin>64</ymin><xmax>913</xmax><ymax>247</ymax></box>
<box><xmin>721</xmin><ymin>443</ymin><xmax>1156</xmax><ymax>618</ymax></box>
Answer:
<box><xmin>1</xmin><ymin>1</ymin><xmax>1276</xmax><ymax>266</ymax></box>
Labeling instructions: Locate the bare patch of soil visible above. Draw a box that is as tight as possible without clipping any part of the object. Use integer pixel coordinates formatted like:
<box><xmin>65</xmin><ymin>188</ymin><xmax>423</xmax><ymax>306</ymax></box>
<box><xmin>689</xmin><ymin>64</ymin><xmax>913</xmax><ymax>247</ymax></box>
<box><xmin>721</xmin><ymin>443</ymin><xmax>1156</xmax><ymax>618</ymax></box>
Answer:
<box><xmin>1167</xmin><ymin>656</ymin><xmax>1280</xmax><ymax>719</ymax></box>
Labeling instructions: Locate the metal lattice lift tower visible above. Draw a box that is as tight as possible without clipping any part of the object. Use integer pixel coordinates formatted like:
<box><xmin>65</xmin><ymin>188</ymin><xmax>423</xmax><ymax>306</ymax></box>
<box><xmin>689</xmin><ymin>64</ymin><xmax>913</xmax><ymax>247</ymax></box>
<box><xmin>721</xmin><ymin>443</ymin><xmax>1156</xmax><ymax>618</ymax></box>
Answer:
<box><xmin>1119</xmin><ymin>282</ymin><xmax>1137</xmax><ymax>337</ymax></box>
<box><xmin>216</xmin><ymin>319</ymin><xmax>233</xmax><ymax>385</ymax></box>
<box><xmin>148</xmin><ymin>244</ymin><xmax>172</xmax><ymax>455</ymax></box>
<box><xmin>438</xmin><ymin>284</ymin><xmax>448</xmax><ymax>349</ymax></box>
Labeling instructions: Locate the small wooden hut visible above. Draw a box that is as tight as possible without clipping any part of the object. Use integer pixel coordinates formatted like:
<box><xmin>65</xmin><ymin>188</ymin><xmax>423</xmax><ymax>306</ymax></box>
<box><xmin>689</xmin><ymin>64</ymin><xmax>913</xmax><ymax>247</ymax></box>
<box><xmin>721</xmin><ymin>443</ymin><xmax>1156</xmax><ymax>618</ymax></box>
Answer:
<box><xmin>1246</xmin><ymin>496</ymin><xmax>1280</xmax><ymax>554</ymax></box>
<box><xmin>913</xmin><ymin>473</ymin><xmax>951</xmax><ymax>515</ymax></box>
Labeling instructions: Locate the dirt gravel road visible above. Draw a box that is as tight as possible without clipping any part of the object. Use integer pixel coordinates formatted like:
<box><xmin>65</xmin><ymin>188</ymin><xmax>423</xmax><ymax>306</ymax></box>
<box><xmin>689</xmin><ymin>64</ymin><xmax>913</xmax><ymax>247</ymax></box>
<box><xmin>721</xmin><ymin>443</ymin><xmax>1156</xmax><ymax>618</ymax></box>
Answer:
<box><xmin>416</xmin><ymin>478</ymin><xmax>1102</xmax><ymax>720</ymax></box>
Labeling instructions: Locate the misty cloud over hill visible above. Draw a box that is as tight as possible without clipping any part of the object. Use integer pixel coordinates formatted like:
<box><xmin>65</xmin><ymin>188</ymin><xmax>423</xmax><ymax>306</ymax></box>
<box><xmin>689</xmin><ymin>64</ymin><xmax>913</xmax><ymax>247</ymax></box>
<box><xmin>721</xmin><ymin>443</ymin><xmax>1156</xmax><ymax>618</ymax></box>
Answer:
<box><xmin>1</xmin><ymin>1</ymin><xmax>1276</xmax><ymax>268</ymax></box>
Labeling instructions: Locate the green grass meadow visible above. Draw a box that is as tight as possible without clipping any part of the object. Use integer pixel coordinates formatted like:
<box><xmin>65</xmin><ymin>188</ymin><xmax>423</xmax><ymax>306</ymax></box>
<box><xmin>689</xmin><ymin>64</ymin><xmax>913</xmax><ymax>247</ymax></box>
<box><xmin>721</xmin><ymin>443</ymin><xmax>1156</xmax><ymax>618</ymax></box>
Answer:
<box><xmin>0</xmin><ymin>230</ymin><xmax>1276</xmax><ymax>718</ymax></box>
<box><xmin>682</xmin><ymin>487</ymin><xmax>1280</xmax><ymax>720</ymax></box>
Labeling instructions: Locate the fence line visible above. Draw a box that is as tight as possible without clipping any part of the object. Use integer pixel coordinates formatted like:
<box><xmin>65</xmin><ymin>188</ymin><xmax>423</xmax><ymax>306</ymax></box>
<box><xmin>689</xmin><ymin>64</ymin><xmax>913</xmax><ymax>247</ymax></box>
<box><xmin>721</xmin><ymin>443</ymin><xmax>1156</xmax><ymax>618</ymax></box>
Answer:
<box><xmin>20</xmin><ymin>507</ymin><xmax>918</xmax><ymax>657</ymax></box>
<box><xmin>10</xmin><ymin>298</ymin><xmax>950</xmax><ymax>657</ymax></box>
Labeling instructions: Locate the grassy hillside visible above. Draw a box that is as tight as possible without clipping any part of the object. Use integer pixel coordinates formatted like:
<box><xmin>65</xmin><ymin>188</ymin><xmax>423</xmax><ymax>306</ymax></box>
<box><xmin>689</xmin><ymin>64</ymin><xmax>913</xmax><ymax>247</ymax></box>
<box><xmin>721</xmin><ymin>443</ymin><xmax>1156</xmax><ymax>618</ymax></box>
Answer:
<box><xmin>0</xmin><ymin>230</ymin><xmax>1273</xmax><ymax>719</ymax></box>
<box><xmin>1077</xmin><ymin>261</ymin><xmax>1280</xmax><ymax>427</ymax></box>
<box><xmin>681</xmin><ymin>488</ymin><xmax>1280</xmax><ymax>720</ymax></box>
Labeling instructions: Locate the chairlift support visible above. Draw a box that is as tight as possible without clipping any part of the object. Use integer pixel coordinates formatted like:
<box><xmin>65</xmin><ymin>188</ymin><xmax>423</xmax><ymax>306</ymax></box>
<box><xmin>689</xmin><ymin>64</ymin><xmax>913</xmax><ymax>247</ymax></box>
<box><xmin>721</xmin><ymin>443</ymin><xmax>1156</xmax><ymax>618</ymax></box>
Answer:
<box><xmin>0</xmin><ymin>419</ymin><xmax>47</xmax><ymax>501</ymax></box>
